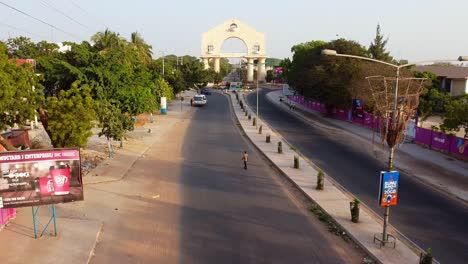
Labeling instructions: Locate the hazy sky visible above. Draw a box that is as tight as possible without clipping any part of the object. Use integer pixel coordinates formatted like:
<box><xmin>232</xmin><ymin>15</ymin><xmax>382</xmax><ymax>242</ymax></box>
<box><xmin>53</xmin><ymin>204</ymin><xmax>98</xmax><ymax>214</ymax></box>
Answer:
<box><xmin>1</xmin><ymin>0</ymin><xmax>467</xmax><ymax>62</ymax></box>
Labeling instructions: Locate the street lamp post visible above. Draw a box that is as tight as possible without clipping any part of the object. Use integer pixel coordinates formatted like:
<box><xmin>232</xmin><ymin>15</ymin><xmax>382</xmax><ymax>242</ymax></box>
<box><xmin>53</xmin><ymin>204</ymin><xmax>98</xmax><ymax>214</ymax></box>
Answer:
<box><xmin>256</xmin><ymin>61</ymin><xmax>266</xmax><ymax>128</ymax></box>
<box><xmin>158</xmin><ymin>50</ymin><xmax>166</xmax><ymax>79</ymax></box>
<box><xmin>321</xmin><ymin>49</ymin><xmax>466</xmax><ymax>244</ymax></box>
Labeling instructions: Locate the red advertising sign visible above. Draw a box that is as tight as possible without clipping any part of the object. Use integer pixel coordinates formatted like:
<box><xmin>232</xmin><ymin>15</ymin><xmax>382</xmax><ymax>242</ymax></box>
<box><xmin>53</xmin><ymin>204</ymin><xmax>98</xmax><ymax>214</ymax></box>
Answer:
<box><xmin>0</xmin><ymin>148</ymin><xmax>83</xmax><ymax>209</ymax></box>
<box><xmin>378</xmin><ymin>171</ymin><xmax>399</xmax><ymax>206</ymax></box>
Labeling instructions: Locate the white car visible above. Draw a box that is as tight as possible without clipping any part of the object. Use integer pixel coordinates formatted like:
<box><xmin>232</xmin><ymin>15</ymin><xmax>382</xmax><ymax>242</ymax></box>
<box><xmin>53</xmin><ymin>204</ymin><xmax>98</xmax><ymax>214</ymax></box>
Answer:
<box><xmin>191</xmin><ymin>94</ymin><xmax>207</xmax><ymax>106</ymax></box>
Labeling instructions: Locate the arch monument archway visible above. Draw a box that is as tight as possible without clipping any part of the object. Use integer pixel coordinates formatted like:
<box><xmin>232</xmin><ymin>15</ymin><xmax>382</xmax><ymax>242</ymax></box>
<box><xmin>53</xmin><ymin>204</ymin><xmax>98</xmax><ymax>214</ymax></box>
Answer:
<box><xmin>201</xmin><ymin>19</ymin><xmax>267</xmax><ymax>82</ymax></box>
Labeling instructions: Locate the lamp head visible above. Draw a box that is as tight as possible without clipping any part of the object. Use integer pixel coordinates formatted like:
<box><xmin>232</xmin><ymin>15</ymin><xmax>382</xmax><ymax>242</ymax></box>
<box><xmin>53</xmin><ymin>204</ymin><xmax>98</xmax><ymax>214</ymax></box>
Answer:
<box><xmin>321</xmin><ymin>49</ymin><xmax>338</xmax><ymax>56</ymax></box>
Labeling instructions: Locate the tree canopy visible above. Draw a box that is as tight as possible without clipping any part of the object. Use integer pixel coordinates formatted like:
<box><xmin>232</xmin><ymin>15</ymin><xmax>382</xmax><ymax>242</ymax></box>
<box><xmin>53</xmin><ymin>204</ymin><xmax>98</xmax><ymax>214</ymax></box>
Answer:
<box><xmin>1</xmin><ymin>30</ymin><xmax>227</xmax><ymax>150</ymax></box>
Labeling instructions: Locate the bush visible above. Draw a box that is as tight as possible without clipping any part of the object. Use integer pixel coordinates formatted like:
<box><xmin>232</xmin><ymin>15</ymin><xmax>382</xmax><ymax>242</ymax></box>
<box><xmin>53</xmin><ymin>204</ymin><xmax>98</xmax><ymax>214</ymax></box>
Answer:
<box><xmin>420</xmin><ymin>248</ymin><xmax>433</xmax><ymax>264</ymax></box>
<box><xmin>294</xmin><ymin>155</ymin><xmax>299</xmax><ymax>169</ymax></box>
<box><xmin>316</xmin><ymin>170</ymin><xmax>324</xmax><ymax>190</ymax></box>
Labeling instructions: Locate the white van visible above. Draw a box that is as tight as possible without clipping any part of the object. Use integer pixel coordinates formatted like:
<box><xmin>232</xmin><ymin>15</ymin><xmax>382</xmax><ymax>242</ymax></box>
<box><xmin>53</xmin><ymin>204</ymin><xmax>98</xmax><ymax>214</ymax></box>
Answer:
<box><xmin>191</xmin><ymin>94</ymin><xmax>207</xmax><ymax>106</ymax></box>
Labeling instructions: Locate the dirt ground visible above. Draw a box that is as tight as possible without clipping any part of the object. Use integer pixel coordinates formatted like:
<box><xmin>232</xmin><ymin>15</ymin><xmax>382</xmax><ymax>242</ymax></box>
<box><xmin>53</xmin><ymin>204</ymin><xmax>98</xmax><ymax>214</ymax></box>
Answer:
<box><xmin>28</xmin><ymin>113</ymin><xmax>154</xmax><ymax>177</ymax></box>
<box><xmin>420</xmin><ymin>115</ymin><xmax>466</xmax><ymax>137</ymax></box>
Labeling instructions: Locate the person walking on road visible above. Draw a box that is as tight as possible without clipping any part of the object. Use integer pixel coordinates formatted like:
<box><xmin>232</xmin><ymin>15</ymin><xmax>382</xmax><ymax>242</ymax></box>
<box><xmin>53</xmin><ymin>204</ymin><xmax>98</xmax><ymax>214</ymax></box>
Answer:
<box><xmin>242</xmin><ymin>151</ymin><xmax>249</xmax><ymax>170</ymax></box>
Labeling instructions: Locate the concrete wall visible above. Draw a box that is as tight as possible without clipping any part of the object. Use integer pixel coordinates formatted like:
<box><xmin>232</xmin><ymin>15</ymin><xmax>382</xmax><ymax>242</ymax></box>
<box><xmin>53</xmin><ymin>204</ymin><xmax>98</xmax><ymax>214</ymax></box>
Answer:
<box><xmin>201</xmin><ymin>19</ymin><xmax>266</xmax><ymax>58</ymax></box>
<box><xmin>451</xmin><ymin>79</ymin><xmax>467</xmax><ymax>96</ymax></box>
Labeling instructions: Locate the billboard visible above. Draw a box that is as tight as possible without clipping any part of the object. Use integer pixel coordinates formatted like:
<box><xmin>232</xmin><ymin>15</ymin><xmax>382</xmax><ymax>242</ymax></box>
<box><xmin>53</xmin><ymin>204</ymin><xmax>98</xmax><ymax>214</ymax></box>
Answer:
<box><xmin>0</xmin><ymin>148</ymin><xmax>83</xmax><ymax>209</ymax></box>
<box><xmin>378</xmin><ymin>171</ymin><xmax>399</xmax><ymax>207</ymax></box>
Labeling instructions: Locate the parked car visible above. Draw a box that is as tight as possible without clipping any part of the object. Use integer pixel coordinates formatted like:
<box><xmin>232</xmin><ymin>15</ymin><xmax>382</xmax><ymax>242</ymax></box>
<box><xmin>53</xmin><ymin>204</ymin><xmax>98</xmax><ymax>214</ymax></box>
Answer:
<box><xmin>191</xmin><ymin>94</ymin><xmax>207</xmax><ymax>106</ymax></box>
<box><xmin>201</xmin><ymin>88</ymin><xmax>212</xmax><ymax>95</ymax></box>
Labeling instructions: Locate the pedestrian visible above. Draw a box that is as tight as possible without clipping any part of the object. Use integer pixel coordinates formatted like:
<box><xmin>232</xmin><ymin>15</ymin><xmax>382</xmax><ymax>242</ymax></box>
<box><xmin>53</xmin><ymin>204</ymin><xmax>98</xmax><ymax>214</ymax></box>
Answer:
<box><xmin>242</xmin><ymin>151</ymin><xmax>249</xmax><ymax>170</ymax></box>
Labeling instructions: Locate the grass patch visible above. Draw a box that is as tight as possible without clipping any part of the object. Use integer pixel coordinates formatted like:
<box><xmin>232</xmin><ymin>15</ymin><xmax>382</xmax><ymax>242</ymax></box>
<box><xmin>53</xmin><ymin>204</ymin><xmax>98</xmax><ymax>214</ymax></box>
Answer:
<box><xmin>308</xmin><ymin>203</ymin><xmax>349</xmax><ymax>242</ymax></box>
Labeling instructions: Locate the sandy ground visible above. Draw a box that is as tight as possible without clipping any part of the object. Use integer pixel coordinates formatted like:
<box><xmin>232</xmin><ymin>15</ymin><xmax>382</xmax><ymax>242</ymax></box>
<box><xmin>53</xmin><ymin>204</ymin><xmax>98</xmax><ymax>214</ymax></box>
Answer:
<box><xmin>27</xmin><ymin>113</ymin><xmax>156</xmax><ymax>177</ymax></box>
<box><xmin>419</xmin><ymin>115</ymin><xmax>466</xmax><ymax>138</ymax></box>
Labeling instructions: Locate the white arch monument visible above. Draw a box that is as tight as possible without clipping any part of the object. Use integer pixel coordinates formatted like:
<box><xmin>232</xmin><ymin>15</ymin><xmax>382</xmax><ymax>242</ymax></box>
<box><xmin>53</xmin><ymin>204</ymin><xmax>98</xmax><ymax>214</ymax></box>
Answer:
<box><xmin>201</xmin><ymin>19</ymin><xmax>267</xmax><ymax>82</ymax></box>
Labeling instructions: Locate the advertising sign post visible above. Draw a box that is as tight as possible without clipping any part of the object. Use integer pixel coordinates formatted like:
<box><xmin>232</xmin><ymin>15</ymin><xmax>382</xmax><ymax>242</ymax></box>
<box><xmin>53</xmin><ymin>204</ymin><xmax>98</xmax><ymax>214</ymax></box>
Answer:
<box><xmin>0</xmin><ymin>148</ymin><xmax>83</xmax><ymax>237</ymax></box>
<box><xmin>374</xmin><ymin>171</ymin><xmax>399</xmax><ymax>247</ymax></box>
<box><xmin>378</xmin><ymin>171</ymin><xmax>400</xmax><ymax>207</ymax></box>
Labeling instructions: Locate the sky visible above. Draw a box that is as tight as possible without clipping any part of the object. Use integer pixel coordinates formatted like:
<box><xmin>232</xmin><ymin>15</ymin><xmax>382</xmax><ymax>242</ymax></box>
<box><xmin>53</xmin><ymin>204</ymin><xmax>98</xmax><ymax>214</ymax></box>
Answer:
<box><xmin>1</xmin><ymin>0</ymin><xmax>467</xmax><ymax>62</ymax></box>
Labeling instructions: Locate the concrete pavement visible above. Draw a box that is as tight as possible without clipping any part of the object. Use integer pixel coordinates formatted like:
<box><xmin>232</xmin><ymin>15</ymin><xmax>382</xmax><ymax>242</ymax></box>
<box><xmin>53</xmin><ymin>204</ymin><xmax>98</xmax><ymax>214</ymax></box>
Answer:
<box><xmin>229</xmin><ymin>91</ymin><xmax>421</xmax><ymax>263</ymax></box>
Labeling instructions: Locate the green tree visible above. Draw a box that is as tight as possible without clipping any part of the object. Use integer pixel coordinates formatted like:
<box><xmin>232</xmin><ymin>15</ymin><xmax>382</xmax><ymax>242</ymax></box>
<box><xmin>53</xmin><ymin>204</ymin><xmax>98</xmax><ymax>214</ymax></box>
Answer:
<box><xmin>287</xmin><ymin>38</ymin><xmax>368</xmax><ymax>109</ymax></box>
<box><xmin>130</xmin><ymin>31</ymin><xmax>153</xmax><ymax>64</ymax></box>
<box><xmin>414</xmin><ymin>71</ymin><xmax>449</xmax><ymax>124</ymax></box>
<box><xmin>95</xmin><ymin>99</ymin><xmax>134</xmax><ymax>155</ymax></box>
<box><xmin>266</xmin><ymin>70</ymin><xmax>274</xmax><ymax>82</ymax></box>
<box><xmin>368</xmin><ymin>24</ymin><xmax>393</xmax><ymax>62</ymax></box>
<box><xmin>91</xmin><ymin>29</ymin><xmax>125</xmax><ymax>52</ymax></box>
<box><xmin>153</xmin><ymin>78</ymin><xmax>174</xmax><ymax>106</ymax></box>
<box><xmin>36</xmin><ymin>41</ymin><xmax>60</xmax><ymax>57</ymax></box>
<box><xmin>441</xmin><ymin>95</ymin><xmax>468</xmax><ymax>138</ymax></box>
<box><xmin>0</xmin><ymin>41</ymin><xmax>44</xmax><ymax>150</ymax></box>
<box><xmin>45</xmin><ymin>82</ymin><xmax>96</xmax><ymax>148</ymax></box>
<box><xmin>6</xmin><ymin>36</ymin><xmax>38</xmax><ymax>58</ymax></box>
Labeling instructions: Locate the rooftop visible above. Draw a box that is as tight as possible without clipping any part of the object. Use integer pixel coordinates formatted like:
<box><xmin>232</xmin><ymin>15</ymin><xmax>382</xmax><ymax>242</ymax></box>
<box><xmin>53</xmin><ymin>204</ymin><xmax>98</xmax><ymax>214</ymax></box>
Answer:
<box><xmin>412</xmin><ymin>65</ymin><xmax>468</xmax><ymax>79</ymax></box>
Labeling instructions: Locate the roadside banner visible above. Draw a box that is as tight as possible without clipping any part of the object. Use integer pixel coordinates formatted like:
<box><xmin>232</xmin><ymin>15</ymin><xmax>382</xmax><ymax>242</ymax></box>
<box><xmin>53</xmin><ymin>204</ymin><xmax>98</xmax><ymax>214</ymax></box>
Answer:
<box><xmin>378</xmin><ymin>171</ymin><xmax>399</xmax><ymax>207</ymax></box>
<box><xmin>0</xmin><ymin>148</ymin><xmax>83</xmax><ymax>209</ymax></box>
<box><xmin>161</xmin><ymin>97</ymin><xmax>167</xmax><ymax>114</ymax></box>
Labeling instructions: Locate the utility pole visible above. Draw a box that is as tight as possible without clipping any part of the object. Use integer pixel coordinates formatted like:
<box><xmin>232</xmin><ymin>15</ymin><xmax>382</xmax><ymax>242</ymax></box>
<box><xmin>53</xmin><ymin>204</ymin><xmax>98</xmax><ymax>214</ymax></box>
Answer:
<box><xmin>162</xmin><ymin>51</ymin><xmax>165</xmax><ymax>79</ymax></box>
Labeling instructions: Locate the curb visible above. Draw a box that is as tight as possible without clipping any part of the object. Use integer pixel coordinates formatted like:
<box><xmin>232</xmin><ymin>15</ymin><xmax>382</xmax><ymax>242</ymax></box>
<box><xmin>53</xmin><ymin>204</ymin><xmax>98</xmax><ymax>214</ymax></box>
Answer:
<box><xmin>83</xmin><ymin>103</ymin><xmax>194</xmax><ymax>186</ymax></box>
<box><xmin>225</xmin><ymin>91</ymin><xmax>382</xmax><ymax>263</ymax></box>
<box><xmin>259</xmin><ymin>90</ymin><xmax>443</xmax><ymax>258</ymax></box>
<box><xmin>86</xmin><ymin>222</ymin><xmax>104</xmax><ymax>264</ymax></box>
<box><xmin>231</xmin><ymin>91</ymin><xmax>424</xmax><ymax>264</ymax></box>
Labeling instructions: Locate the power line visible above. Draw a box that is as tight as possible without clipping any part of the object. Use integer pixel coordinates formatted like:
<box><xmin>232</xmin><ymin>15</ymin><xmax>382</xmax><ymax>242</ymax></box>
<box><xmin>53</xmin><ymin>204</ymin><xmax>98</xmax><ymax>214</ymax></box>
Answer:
<box><xmin>69</xmin><ymin>0</ymin><xmax>107</xmax><ymax>29</ymax></box>
<box><xmin>0</xmin><ymin>1</ymin><xmax>80</xmax><ymax>40</ymax></box>
<box><xmin>40</xmin><ymin>0</ymin><xmax>89</xmax><ymax>30</ymax></box>
<box><xmin>0</xmin><ymin>21</ymin><xmax>48</xmax><ymax>39</ymax></box>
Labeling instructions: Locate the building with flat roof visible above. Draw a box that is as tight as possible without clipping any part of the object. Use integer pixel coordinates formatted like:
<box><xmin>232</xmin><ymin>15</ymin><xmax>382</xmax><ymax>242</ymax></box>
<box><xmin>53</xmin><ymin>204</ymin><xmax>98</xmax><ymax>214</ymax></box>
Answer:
<box><xmin>412</xmin><ymin>65</ymin><xmax>468</xmax><ymax>96</ymax></box>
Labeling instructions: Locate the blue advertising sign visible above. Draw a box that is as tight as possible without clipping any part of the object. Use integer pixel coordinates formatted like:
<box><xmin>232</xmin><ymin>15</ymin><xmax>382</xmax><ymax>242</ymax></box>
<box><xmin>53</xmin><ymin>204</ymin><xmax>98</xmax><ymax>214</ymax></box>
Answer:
<box><xmin>378</xmin><ymin>171</ymin><xmax>399</xmax><ymax>207</ymax></box>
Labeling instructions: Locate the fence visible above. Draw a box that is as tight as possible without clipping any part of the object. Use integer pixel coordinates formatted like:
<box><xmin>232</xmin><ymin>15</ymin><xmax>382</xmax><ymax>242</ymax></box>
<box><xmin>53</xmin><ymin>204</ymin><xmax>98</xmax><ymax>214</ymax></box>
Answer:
<box><xmin>287</xmin><ymin>95</ymin><xmax>468</xmax><ymax>160</ymax></box>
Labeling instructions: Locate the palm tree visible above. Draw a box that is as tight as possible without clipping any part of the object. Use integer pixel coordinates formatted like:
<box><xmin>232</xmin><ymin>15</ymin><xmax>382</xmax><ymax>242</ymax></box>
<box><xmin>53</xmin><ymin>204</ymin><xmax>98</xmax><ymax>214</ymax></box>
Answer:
<box><xmin>130</xmin><ymin>31</ymin><xmax>153</xmax><ymax>64</ymax></box>
<box><xmin>91</xmin><ymin>29</ymin><xmax>125</xmax><ymax>52</ymax></box>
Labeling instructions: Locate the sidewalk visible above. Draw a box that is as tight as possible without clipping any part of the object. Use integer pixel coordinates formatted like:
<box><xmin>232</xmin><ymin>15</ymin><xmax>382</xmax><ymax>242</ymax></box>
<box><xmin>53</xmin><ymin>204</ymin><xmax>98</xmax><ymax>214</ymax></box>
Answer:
<box><xmin>266</xmin><ymin>89</ymin><xmax>468</xmax><ymax>203</ymax></box>
<box><xmin>0</xmin><ymin>91</ymin><xmax>196</xmax><ymax>264</ymax></box>
<box><xmin>228</xmin><ymin>91</ymin><xmax>420</xmax><ymax>264</ymax></box>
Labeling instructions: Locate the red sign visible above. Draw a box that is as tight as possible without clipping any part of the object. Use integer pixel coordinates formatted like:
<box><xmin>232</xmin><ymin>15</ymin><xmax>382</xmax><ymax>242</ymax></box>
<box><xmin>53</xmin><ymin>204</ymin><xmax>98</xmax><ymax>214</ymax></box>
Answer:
<box><xmin>0</xmin><ymin>148</ymin><xmax>83</xmax><ymax>209</ymax></box>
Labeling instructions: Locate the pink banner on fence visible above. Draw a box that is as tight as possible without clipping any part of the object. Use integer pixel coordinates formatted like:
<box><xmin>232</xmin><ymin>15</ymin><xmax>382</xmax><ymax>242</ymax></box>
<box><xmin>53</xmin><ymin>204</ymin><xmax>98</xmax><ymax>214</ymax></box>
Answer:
<box><xmin>334</xmin><ymin>108</ymin><xmax>348</xmax><ymax>120</ymax></box>
<box><xmin>429</xmin><ymin>131</ymin><xmax>451</xmax><ymax>152</ymax></box>
<box><xmin>364</xmin><ymin>113</ymin><xmax>373</xmax><ymax>128</ymax></box>
<box><xmin>450</xmin><ymin>137</ymin><xmax>468</xmax><ymax>157</ymax></box>
<box><xmin>352</xmin><ymin>115</ymin><xmax>364</xmax><ymax>125</ymax></box>
<box><xmin>415</xmin><ymin>127</ymin><xmax>432</xmax><ymax>146</ymax></box>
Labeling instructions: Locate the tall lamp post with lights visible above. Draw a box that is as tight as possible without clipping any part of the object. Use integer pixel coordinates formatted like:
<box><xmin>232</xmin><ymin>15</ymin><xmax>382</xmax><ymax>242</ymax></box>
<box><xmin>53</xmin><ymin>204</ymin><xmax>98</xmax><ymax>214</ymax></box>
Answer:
<box><xmin>322</xmin><ymin>49</ymin><xmax>467</xmax><ymax>246</ymax></box>
<box><xmin>256</xmin><ymin>60</ymin><xmax>266</xmax><ymax>128</ymax></box>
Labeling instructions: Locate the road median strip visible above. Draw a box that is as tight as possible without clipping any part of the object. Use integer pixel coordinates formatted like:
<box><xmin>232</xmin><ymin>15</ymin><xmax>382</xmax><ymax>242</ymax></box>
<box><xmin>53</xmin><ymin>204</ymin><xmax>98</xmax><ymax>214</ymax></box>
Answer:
<box><xmin>227</xmin><ymin>91</ymin><xmax>420</xmax><ymax>264</ymax></box>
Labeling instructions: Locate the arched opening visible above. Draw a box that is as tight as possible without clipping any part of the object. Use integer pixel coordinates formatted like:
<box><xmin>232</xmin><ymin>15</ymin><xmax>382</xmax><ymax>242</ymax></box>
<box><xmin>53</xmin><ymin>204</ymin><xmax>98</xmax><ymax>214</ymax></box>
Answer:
<box><xmin>219</xmin><ymin>37</ymin><xmax>248</xmax><ymax>82</ymax></box>
<box><xmin>221</xmin><ymin>37</ymin><xmax>247</xmax><ymax>64</ymax></box>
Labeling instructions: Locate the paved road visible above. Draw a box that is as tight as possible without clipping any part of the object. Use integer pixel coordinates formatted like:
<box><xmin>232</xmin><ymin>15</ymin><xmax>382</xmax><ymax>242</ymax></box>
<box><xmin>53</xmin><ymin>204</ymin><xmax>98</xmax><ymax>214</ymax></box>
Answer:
<box><xmin>246</xmin><ymin>88</ymin><xmax>468</xmax><ymax>264</ymax></box>
<box><xmin>88</xmin><ymin>92</ymin><xmax>365</xmax><ymax>263</ymax></box>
